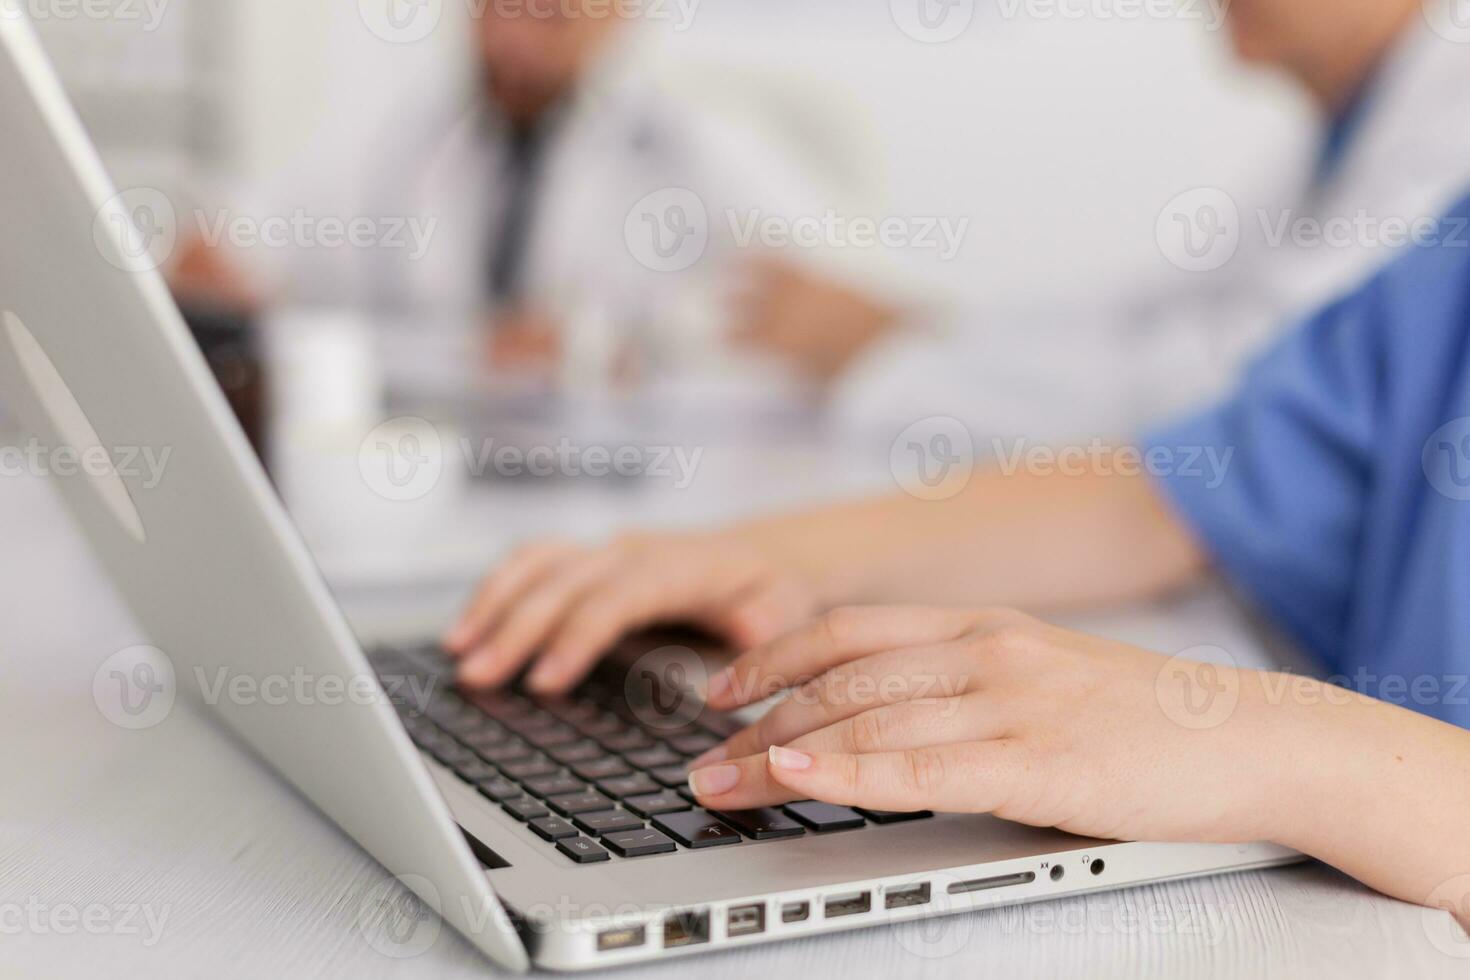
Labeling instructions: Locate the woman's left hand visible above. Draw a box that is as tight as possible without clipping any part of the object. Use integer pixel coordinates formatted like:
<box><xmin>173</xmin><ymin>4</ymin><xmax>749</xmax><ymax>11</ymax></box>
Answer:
<box><xmin>687</xmin><ymin>606</ymin><xmax>1315</xmax><ymax>848</ymax></box>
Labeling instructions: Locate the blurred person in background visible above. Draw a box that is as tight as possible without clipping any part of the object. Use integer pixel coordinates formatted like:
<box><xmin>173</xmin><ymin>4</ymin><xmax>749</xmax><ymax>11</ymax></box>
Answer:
<box><xmin>171</xmin><ymin>1</ymin><xmax>909</xmax><ymax>399</ymax></box>
<box><xmin>836</xmin><ymin>0</ymin><xmax>1470</xmax><ymax>440</ymax></box>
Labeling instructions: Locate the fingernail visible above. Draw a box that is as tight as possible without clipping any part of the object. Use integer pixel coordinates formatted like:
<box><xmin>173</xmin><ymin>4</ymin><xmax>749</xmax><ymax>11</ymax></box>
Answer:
<box><xmin>704</xmin><ymin>667</ymin><xmax>734</xmax><ymax>704</ymax></box>
<box><xmin>525</xmin><ymin>666</ymin><xmax>562</xmax><ymax>694</ymax></box>
<box><xmin>767</xmin><ymin>746</ymin><xmax>812</xmax><ymax>771</ymax></box>
<box><xmin>689</xmin><ymin>744</ymin><xmax>729</xmax><ymax>769</ymax></box>
<box><xmin>688</xmin><ymin>764</ymin><xmax>741</xmax><ymax>797</ymax></box>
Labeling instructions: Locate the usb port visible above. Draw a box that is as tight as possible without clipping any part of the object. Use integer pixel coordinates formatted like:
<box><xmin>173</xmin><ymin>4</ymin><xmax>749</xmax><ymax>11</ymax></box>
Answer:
<box><xmin>884</xmin><ymin>882</ymin><xmax>931</xmax><ymax>910</ymax></box>
<box><xmin>727</xmin><ymin>903</ymin><xmax>765</xmax><ymax>938</ymax></box>
<box><xmin>662</xmin><ymin>909</ymin><xmax>709</xmax><ymax>948</ymax></box>
<box><xmin>823</xmin><ymin>891</ymin><xmax>872</xmax><ymax>918</ymax></box>
<box><xmin>596</xmin><ymin>926</ymin><xmax>646</xmax><ymax>952</ymax></box>
<box><xmin>781</xmin><ymin>901</ymin><xmax>810</xmax><ymax>924</ymax></box>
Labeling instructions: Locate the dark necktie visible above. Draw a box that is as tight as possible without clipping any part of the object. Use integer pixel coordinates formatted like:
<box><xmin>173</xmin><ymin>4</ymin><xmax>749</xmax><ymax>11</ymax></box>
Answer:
<box><xmin>487</xmin><ymin>123</ymin><xmax>550</xmax><ymax>307</ymax></box>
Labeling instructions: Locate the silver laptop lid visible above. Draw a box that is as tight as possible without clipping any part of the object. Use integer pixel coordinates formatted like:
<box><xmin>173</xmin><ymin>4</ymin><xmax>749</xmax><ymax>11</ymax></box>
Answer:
<box><xmin>0</xmin><ymin>14</ymin><xmax>527</xmax><ymax>972</ymax></box>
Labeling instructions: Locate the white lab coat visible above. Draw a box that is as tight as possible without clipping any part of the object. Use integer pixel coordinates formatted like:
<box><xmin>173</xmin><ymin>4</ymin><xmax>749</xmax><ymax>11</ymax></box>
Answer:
<box><xmin>244</xmin><ymin>24</ymin><xmax>909</xmax><ymax>398</ymax></box>
<box><xmin>833</xmin><ymin>19</ymin><xmax>1470</xmax><ymax>443</ymax></box>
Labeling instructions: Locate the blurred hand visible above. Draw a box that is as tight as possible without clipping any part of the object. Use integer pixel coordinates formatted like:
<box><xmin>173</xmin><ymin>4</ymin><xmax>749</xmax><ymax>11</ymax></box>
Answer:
<box><xmin>731</xmin><ymin>257</ymin><xmax>900</xmax><ymax>382</ymax></box>
<box><xmin>486</xmin><ymin>309</ymin><xmax>562</xmax><ymax>377</ymax></box>
<box><xmin>687</xmin><ymin>606</ymin><xmax>1301</xmax><ymax>847</ymax></box>
<box><xmin>443</xmin><ymin>532</ymin><xmax>819</xmax><ymax>693</ymax></box>
<box><xmin>168</xmin><ymin>238</ymin><xmax>261</xmax><ymax>313</ymax></box>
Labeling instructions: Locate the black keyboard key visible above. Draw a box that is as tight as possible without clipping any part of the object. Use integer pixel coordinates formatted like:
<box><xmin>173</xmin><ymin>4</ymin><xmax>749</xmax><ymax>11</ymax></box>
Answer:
<box><xmin>529</xmin><ymin>815</ymin><xmax>580</xmax><ymax>841</ymax></box>
<box><xmin>430</xmin><ymin>741</ymin><xmax>479</xmax><ymax>768</ymax></box>
<box><xmin>716</xmin><ymin>808</ymin><xmax>806</xmax><ymax>840</ymax></box>
<box><xmin>669</xmin><ymin>732</ymin><xmax>720</xmax><ymax>755</ymax></box>
<box><xmin>548</xmin><ymin>740</ymin><xmax>604</xmax><ymax>764</ymax></box>
<box><xmin>624</xmin><ymin>792</ymin><xmax>692</xmax><ymax>818</ymax></box>
<box><xmin>625</xmin><ymin>746</ymin><xmax>683</xmax><ymax>770</ymax></box>
<box><xmin>548</xmin><ymin>790</ymin><xmax>615</xmax><ymax>816</ymax></box>
<box><xmin>557</xmin><ymin>837</ymin><xmax>611</xmax><ymax>863</ymax></box>
<box><xmin>648</xmin><ymin>763</ymin><xmax>689</xmax><ymax>788</ymax></box>
<box><xmin>652</xmin><ymin>811</ymin><xmax>741</xmax><ymax>849</ymax></box>
<box><xmin>503</xmin><ymin>797</ymin><xmax>549</xmax><ymax>822</ymax></box>
<box><xmin>856</xmin><ymin>809</ymin><xmax>934</xmax><ymax>824</ymax></box>
<box><xmin>541</xmin><ymin>699</ymin><xmax>603</xmax><ymax>724</ymax></box>
<box><xmin>784</xmin><ymin>802</ymin><xmax>866</xmax><ymax>832</ymax></box>
<box><xmin>597</xmin><ymin>773</ymin><xmax>661</xmax><ymax>799</ymax></box>
<box><xmin>574</xmin><ymin>810</ymin><xmax>645</xmax><ymax>835</ymax></box>
<box><xmin>459</xmin><ymin>727</ymin><xmax>511</xmax><ymax>751</ymax></box>
<box><xmin>476</xmin><ymin>777</ymin><xmax>520</xmax><ymax>802</ymax></box>
<box><xmin>524</xmin><ymin>774</ymin><xmax>586</xmax><ymax>798</ymax></box>
<box><xmin>469</xmin><ymin>692</ymin><xmax>535</xmax><ymax>721</ymax></box>
<box><xmin>474</xmin><ymin>738</ymin><xmax>533</xmax><ymax>765</ymax></box>
<box><xmin>602</xmin><ymin>828</ymin><xmax>677</xmax><ymax>858</ymax></box>
<box><xmin>574</xmin><ymin>713</ymin><xmax>625</xmax><ymax>738</ymax></box>
<box><xmin>500</xmin><ymin>755</ymin><xmax>559</xmax><ymax>780</ymax></box>
<box><xmin>453</xmin><ymin>758</ymin><xmax>499</xmax><ymax>782</ymax></box>
<box><xmin>523</xmin><ymin>723</ymin><xmax>582</xmax><ymax>749</ymax></box>
<box><xmin>571</xmin><ymin>756</ymin><xmax>632</xmax><ymax>781</ymax></box>
<box><xmin>599</xmin><ymin>729</ymin><xmax>654</xmax><ymax>753</ymax></box>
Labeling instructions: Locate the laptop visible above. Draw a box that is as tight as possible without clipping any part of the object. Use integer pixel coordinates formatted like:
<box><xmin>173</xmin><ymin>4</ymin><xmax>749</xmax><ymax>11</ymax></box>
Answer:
<box><xmin>0</xmin><ymin>15</ymin><xmax>1298</xmax><ymax>972</ymax></box>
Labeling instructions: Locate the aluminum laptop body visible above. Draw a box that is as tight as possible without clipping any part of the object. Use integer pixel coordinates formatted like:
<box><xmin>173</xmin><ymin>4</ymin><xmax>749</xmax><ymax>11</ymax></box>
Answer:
<box><xmin>0</xmin><ymin>15</ymin><xmax>1298</xmax><ymax>972</ymax></box>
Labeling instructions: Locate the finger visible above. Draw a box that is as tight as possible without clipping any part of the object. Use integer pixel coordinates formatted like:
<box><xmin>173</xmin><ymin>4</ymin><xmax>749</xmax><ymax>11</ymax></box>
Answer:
<box><xmin>444</xmin><ymin>541</ymin><xmax>580</xmax><ymax>653</ymax></box>
<box><xmin>705</xmin><ymin>606</ymin><xmax>1013</xmax><ymax>710</ymax></box>
<box><xmin>689</xmin><ymin>698</ymin><xmax>993</xmax><ymax>810</ymax></box>
<box><xmin>697</xmin><ymin>576</ymin><xmax>812</xmax><ymax>650</ymax></box>
<box><xmin>686</xmin><ymin>752</ymin><xmax>800</xmax><ymax>809</ymax></box>
<box><xmin>525</xmin><ymin>577</ymin><xmax>689</xmax><ymax>695</ymax></box>
<box><xmin>704</xmin><ymin>644</ymin><xmax>980</xmax><ymax>764</ymax></box>
<box><xmin>458</xmin><ymin>551</ymin><xmax>619</xmax><ymax>688</ymax></box>
<box><xmin>764</xmin><ymin>741</ymin><xmax>1026</xmax><ymax>814</ymax></box>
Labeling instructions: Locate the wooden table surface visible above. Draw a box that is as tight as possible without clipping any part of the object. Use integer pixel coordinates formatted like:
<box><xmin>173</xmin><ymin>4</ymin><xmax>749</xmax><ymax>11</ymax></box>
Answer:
<box><xmin>3</xmin><ymin>460</ymin><xmax>1466</xmax><ymax>980</ymax></box>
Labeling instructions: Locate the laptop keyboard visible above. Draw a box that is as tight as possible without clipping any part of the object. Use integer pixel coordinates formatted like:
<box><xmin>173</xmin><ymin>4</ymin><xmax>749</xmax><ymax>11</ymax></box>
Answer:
<box><xmin>370</xmin><ymin>644</ymin><xmax>932</xmax><ymax>865</ymax></box>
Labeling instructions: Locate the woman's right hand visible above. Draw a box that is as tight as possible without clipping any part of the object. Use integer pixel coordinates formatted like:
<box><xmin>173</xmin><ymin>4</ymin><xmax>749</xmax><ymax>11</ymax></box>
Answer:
<box><xmin>442</xmin><ymin>530</ymin><xmax>819</xmax><ymax>695</ymax></box>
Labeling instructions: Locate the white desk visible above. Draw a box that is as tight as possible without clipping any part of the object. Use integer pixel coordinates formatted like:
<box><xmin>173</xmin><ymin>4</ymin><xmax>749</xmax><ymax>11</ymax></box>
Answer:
<box><xmin>3</xmin><ymin>464</ymin><xmax>1464</xmax><ymax>979</ymax></box>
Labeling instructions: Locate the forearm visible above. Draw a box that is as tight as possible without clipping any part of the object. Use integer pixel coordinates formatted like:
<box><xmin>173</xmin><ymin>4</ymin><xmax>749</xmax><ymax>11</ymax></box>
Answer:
<box><xmin>739</xmin><ymin>459</ymin><xmax>1208</xmax><ymax>611</ymax></box>
<box><xmin>1266</xmin><ymin>684</ymin><xmax>1470</xmax><ymax>926</ymax></box>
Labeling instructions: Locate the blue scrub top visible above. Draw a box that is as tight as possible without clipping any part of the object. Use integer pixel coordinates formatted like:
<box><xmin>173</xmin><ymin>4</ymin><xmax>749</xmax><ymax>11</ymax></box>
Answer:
<box><xmin>1145</xmin><ymin>192</ymin><xmax>1470</xmax><ymax>729</ymax></box>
